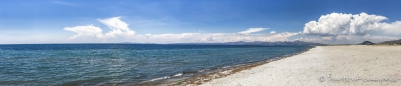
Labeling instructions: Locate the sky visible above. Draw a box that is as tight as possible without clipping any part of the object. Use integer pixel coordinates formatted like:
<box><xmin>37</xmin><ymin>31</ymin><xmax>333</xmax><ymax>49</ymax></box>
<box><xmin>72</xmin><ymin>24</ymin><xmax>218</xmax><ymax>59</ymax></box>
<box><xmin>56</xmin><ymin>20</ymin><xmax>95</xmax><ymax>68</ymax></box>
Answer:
<box><xmin>1</xmin><ymin>0</ymin><xmax>401</xmax><ymax>44</ymax></box>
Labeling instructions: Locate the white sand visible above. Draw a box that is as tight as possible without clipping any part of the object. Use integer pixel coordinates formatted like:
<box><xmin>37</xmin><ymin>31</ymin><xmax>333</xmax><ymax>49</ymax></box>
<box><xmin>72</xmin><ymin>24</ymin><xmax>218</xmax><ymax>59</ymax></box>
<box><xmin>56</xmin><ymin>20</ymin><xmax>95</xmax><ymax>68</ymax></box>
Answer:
<box><xmin>201</xmin><ymin>45</ymin><xmax>401</xmax><ymax>86</ymax></box>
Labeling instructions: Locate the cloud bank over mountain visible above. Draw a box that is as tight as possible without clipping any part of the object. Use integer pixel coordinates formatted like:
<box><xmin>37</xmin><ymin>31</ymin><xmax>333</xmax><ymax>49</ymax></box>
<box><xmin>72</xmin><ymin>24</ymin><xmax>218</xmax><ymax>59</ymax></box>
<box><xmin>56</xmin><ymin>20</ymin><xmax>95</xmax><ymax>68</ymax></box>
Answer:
<box><xmin>64</xmin><ymin>17</ymin><xmax>296</xmax><ymax>43</ymax></box>
<box><xmin>63</xmin><ymin>12</ymin><xmax>401</xmax><ymax>44</ymax></box>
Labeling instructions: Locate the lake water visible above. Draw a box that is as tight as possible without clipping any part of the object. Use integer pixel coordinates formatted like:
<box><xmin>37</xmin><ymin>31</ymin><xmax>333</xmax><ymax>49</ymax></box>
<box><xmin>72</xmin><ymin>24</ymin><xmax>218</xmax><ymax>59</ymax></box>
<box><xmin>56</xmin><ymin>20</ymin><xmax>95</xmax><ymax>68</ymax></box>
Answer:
<box><xmin>0</xmin><ymin>44</ymin><xmax>312</xmax><ymax>85</ymax></box>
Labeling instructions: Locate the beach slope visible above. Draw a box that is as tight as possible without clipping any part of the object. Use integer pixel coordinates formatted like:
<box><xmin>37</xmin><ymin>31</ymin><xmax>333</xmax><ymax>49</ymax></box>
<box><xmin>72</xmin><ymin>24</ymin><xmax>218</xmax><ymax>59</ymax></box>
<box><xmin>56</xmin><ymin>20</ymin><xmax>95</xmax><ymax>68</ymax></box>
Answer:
<box><xmin>201</xmin><ymin>46</ymin><xmax>401</xmax><ymax>86</ymax></box>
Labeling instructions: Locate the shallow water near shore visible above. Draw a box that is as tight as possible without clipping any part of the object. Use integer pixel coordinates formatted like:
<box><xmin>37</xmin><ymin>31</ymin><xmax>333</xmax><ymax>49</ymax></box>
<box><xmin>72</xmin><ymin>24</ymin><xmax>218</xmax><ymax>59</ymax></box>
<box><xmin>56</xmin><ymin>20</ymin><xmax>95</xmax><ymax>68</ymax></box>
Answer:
<box><xmin>0</xmin><ymin>44</ymin><xmax>312</xmax><ymax>85</ymax></box>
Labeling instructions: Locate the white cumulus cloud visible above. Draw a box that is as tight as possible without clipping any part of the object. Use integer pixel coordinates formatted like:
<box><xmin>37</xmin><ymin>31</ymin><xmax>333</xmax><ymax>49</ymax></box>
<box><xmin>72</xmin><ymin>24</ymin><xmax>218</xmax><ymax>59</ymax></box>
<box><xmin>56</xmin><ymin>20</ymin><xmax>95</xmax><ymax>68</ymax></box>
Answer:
<box><xmin>303</xmin><ymin>12</ymin><xmax>390</xmax><ymax>36</ymax></box>
<box><xmin>238</xmin><ymin>28</ymin><xmax>268</xmax><ymax>34</ymax></box>
<box><xmin>99</xmin><ymin>17</ymin><xmax>135</xmax><ymax>38</ymax></box>
<box><xmin>270</xmin><ymin>31</ymin><xmax>276</xmax><ymax>34</ymax></box>
<box><xmin>301</xmin><ymin>12</ymin><xmax>401</xmax><ymax>43</ymax></box>
<box><xmin>374</xmin><ymin>21</ymin><xmax>401</xmax><ymax>34</ymax></box>
<box><xmin>64</xmin><ymin>17</ymin><xmax>136</xmax><ymax>41</ymax></box>
<box><xmin>63</xmin><ymin>25</ymin><xmax>104</xmax><ymax>40</ymax></box>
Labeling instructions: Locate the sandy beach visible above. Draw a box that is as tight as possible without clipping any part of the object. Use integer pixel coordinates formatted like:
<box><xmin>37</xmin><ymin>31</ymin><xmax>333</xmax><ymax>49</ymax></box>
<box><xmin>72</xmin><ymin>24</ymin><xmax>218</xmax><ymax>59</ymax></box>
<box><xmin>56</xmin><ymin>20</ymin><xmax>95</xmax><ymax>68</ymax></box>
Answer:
<box><xmin>194</xmin><ymin>45</ymin><xmax>401</xmax><ymax>86</ymax></box>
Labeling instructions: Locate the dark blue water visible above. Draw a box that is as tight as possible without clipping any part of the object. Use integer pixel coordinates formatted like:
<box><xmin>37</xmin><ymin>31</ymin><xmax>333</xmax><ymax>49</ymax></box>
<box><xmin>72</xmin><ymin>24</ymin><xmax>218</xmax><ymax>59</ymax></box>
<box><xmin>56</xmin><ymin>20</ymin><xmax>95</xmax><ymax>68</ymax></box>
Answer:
<box><xmin>0</xmin><ymin>44</ymin><xmax>312</xmax><ymax>85</ymax></box>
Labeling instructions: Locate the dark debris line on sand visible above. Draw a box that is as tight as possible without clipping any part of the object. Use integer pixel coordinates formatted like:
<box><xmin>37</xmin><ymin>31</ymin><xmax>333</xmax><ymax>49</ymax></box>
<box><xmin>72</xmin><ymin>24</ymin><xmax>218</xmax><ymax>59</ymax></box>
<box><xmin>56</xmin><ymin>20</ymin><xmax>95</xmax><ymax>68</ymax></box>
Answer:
<box><xmin>162</xmin><ymin>47</ymin><xmax>315</xmax><ymax>86</ymax></box>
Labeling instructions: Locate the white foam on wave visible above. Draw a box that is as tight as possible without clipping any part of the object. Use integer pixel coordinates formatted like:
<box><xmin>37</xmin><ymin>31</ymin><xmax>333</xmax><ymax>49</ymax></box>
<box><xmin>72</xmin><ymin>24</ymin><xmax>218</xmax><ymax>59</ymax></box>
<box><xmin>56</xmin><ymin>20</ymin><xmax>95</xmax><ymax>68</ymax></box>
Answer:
<box><xmin>173</xmin><ymin>72</ymin><xmax>183</xmax><ymax>77</ymax></box>
<box><xmin>145</xmin><ymin>72</ymin><xmax>183</xmax><ymax>83</ymax></box>
<box><xmin>222</xmin><ymin>66</ymin><xmax>232</xmax><ymax>69</ymax></box>
<box><xmin>148</xmin><ymin>76</ymin><xmax>170</xmax><ymax>82</ymax></box>
<box><xmin>198</xmin><ymin>69</ymin><xmax>210</xmax><ymax>72</ymax></box>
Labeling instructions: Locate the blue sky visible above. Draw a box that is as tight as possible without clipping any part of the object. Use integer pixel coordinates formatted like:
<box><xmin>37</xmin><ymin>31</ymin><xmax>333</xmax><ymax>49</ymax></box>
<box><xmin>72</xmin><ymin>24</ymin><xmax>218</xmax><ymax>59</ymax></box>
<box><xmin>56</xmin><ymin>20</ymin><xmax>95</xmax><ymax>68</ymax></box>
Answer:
<box><xmin>1</xmin><ymin>0</ymin><xmax>401</xmax><ymax>44</ymax></box>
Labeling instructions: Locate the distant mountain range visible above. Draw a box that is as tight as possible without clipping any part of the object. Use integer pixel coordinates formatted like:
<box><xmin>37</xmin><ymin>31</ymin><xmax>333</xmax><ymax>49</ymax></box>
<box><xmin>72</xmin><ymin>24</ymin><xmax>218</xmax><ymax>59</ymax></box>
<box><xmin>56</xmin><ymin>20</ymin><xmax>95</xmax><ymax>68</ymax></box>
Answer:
<box><xmin>358</xmin><ymin>41</ymin><xmax>375</xmax><ymax>45</ymax></box>
<box><xmin>121</xmin><ymin>39</ymin><xmax>401</xmax><ymax>46</ymax></box>
<box><xmin>376</xmin><ymin>39</ymin><xmax>401</xmax><ymax>45</ymax></box>
<box><xmin>171</xmin><ymin>40</ymin><xmax>323</xmax><ymax>46</ymax></box>
<box><xmin>358</xmin><ymin>39</ymin><xmax>401</xmax><ymax>45</ymax></box>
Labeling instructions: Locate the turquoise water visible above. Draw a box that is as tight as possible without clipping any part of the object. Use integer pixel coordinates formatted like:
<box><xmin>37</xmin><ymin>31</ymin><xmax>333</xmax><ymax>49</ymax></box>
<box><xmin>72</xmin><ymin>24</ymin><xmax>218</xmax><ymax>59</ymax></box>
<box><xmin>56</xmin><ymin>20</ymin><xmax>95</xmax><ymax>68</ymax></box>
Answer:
<box><xmin>0</xmin><ymin>44</ymin><xmax>312</xmax><ymax>85</ymax></box>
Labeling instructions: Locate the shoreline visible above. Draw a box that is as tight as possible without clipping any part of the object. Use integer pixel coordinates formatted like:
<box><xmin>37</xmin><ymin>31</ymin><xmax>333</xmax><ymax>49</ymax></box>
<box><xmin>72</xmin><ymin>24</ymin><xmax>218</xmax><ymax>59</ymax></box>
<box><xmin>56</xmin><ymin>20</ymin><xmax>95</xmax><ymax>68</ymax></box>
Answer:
<box><xmin>199</xmin><ymin>45</ymin><xmax>401</xmax><ymax>86</ymax></box>
<box><xmin>130</xmin><ymin>46</ymin><xmax>316</xmax><ymax>86</ymax></box>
